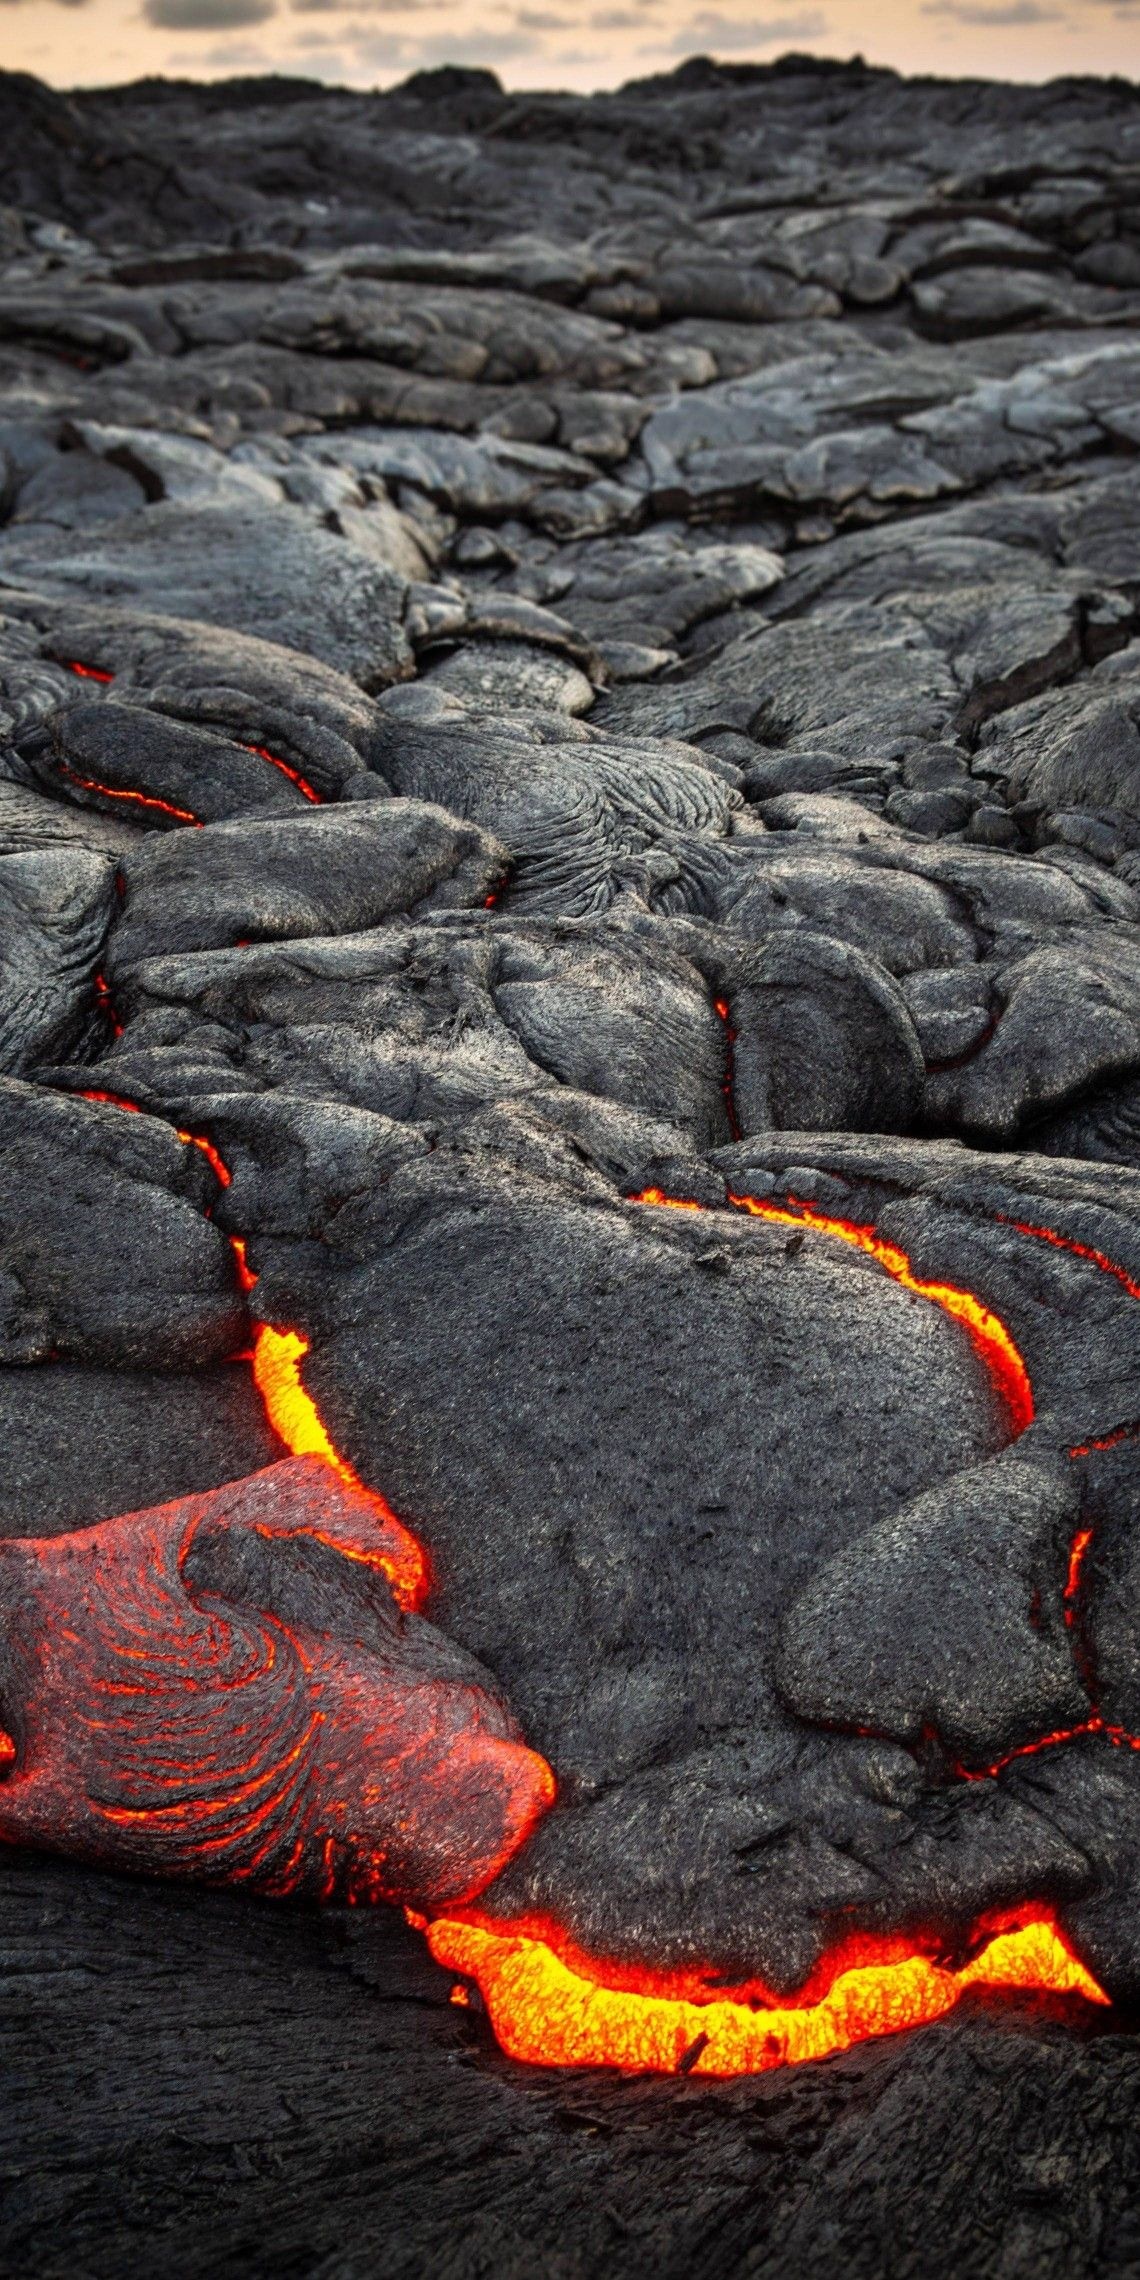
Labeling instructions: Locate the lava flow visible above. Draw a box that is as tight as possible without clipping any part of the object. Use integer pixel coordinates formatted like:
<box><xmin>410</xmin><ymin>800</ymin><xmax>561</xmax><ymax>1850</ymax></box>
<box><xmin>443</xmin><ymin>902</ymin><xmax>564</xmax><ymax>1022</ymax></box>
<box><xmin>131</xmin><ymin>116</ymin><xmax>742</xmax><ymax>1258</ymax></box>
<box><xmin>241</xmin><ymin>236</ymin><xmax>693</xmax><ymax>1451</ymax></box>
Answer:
<box><xmin>250</xmin><ymin>1323</ymin><xmax>428</xmax><ymax>1612</ymax></box>
<box><xmin>713</xmin><ymin>997</ymin><xmax>742</xmax><ymax>1142</ymax></box>
<box><xmin>35</xmin><ymin>1112</ymin><xmax>1121</xmax><ymax>2073</ymax></box>
<box><xmin>425</xmin><ymin>1910</ymin><xmax>1107</xmax><ymax>2077</ymax></box>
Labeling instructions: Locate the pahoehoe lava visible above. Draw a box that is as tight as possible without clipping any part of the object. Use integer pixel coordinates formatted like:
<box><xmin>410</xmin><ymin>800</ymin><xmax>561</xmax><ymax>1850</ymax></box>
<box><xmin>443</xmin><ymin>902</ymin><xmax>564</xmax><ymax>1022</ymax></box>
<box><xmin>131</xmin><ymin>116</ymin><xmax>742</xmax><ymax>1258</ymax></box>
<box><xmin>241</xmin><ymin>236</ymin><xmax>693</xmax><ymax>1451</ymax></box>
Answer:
<box><xmin>4</xmin><ymin>50</ymin><xmax>1140</xmax><ymax>2278</ymax></box>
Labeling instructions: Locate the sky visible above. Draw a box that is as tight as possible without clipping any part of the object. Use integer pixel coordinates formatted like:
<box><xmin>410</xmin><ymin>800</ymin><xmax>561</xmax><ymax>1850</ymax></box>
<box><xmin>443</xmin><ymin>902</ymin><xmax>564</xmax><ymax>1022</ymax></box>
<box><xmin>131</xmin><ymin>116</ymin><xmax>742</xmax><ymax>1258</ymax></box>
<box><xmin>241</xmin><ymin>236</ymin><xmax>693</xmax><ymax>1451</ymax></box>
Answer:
<box><xmin>1</xmin><ymin>0</ymin><xmax>1139</xmax><ymax>100</ymax></box>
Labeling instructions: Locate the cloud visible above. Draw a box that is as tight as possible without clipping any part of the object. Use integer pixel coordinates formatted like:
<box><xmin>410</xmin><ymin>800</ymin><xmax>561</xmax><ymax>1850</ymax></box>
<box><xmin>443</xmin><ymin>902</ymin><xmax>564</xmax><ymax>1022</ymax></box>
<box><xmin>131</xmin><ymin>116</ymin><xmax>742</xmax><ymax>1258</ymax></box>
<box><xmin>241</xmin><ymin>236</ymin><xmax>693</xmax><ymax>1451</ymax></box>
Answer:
<box><xmin>920</xmin><ymin>0</ymin><xmax>1062</xmax><ymax>19</ymax></box>
<box><xmin>666</xmin><ymin>7</ymin><xmax>827</xmax><ymax>51</ymax></box>
<box><xmin>290</xmin><ymin>0</ymin><xmax>441</xmax><ymax>13</ymax></box>
<box><xmin>383</xmin><ymin>23</ymin><xmax>539</xmax><ymax>56</ymax></box>
<box><xmin>145</xmin><ymin>0</ymin><xmax>277</xmax><ymax>26</ymax></box>
<box><xmin>515</xmin><ymin>6</ymin><xmax>573</xmax><ymax>23</ymax></box>
<box><xmin>591</xmin><ymin>5</ymin><xmax>657</xmax><ymax>20</ymax></box>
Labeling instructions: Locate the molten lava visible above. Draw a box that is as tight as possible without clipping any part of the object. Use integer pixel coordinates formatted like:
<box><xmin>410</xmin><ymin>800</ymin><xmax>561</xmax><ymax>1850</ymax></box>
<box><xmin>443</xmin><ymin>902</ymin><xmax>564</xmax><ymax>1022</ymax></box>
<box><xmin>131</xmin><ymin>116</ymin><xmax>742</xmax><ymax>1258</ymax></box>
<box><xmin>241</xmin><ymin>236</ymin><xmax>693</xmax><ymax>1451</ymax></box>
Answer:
<box><xmin>1002</xmin><ymin>1216</ymin><xmax>1140</xmax><ymax>1304</ymax></box>
<box><xmin>1064</xmin><ymin>1528</ymin><xmax>1094</xmax><ymax>1627</ymax></box>
<box><xmin>58</xmin><ymin>660</ymin><xmax>114</xmax><ymax>683</ymax></box>
<box><xmin>250</xmin><ymin>1325</ymin><xmax>428</xmax><ymax>1613</ymax></box>
<box><xmin>57</xmin><ymin>761</ymin><xmax>200</xmax><ymax>826</ymax></box>
<box><xmin>633</xmin><ymin>1187</ymin><xmax>1035</xmax><ymax>1438</ymax></box>
<box><xmin>713</xmin><ymin>996</ymin><xmax>741</xmax><ymax>1141</ymax></box>
<box><xmin>426</xmin><ymin>1911</ymin><xmax>1107</xmax><ymax>2077</ymax></box>
<box><xmin>239</xmin><ymin>743</ymin><xmax>323</xmax><ymax>805</ymax></box>
<box><xmin>34</xmin><ymin>1115</ymin><xmax>1132</xmax><ymax>2075</ymax></box>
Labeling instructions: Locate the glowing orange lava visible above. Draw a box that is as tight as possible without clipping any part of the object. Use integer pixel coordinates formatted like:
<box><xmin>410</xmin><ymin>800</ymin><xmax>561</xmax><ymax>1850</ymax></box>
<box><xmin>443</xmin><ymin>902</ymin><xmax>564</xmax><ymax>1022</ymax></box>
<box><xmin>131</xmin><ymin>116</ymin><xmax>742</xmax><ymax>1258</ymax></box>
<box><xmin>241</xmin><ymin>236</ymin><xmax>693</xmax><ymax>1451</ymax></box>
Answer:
<box><xmin>57</xmin><ymin>762</ymin><xmax>200</xmax><ymax>826</ymax></box>
<box><xmin>967</xmin><ymin>1717</ymin><xmax>1140</xmax><ymax>1781</ymax></box>
<box><xmin>93</xmin><ymin>970</ymin><xmax>124</xmax><ymax>1038</ymax></box>
<box><xmin>632</xmin><ymin>1188</ymin><xmax>1035</xmax><ymax>1438</ymax></box>
<box><xmin>240</xmin><ymin>743</ymin><xmax>322</xmax><ymax>805</ymax></box>
<box><xmin>1070</xmin><ymin>1425</ymin><xmax>1140</xmax><ymax>1458</ymax></box>
<box><xmin>71</xmin><ymin>1090</ymin><xmax>427</xmax><ymax>1610</ymax></box>
<box><xmin>177</xmin><ymin>1130</ymin><xmax>232</xmax><ymax>1187</ymax></box>
<box><xmin>426</xmin><ymin>1911</ymin><xmax>1107</xmax><ymax>2076</ymax></box>
<box><xmin>79</xmin><ymin>1088</ymin><xmax>141</xmax><ymax>1113</ymax></box>
<box><xmin>48</xmin><ymin>1112</ymin><xmax>1129</xmax><ymax>2074</ymax></box>
<box><xmin>1002</xmin><ymin>1216</ymin><xmax>1140</xmax><ymax>1304</ymax></box>
<box><xmin>58</xmin><ymin>659</ymin><xmax>114</xmax><ymax>683</ymax></box>
<box><xmin>1064</xmin><ymin>1528</ymin><xmax>1094</xmax><ymax>1626</ymax></box>
<box><xmin>251</xmin><ymin>1324</ymin><xmax>428</xmax><ymax>1613</ymax></box>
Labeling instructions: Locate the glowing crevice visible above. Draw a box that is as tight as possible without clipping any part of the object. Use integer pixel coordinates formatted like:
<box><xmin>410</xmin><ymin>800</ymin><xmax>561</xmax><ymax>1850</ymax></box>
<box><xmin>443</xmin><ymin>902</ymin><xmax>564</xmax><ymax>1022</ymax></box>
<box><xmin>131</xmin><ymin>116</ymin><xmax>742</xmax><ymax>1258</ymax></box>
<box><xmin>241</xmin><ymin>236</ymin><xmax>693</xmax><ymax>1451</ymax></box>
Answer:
<box><xmin>57</xmin><ymin>760</ymin><xmax>200</xmax><ymax>826</ymax></box>
<box><xmin>49</xmin><ymin>1119</ymin><xmax>1129</xmax><ymax>2073</ymax></box>
<box><xmin>1001</xmin><ymin>1216</ymin><xmax>1140</xmax><ymax>1304</ymax></box>
<box><xmin>713</xmin><ymin>997</ymin><xmax>741</xmax><ymax>1142</ymax></box>
<box><xmin>250</xmin><ymin>1324</ymin><xmax>428</xmax><ymax>1612</ymax></box>
<box><xmin>239</xmin><ymin>742</ymin><xmax>323</xmax><ymax>805</ymax></box>
<box><xmin>70</xmin><ymin>1089</ymin><xmax>428</xmax><ymax>1610</ymax></box>
<box><xmin>425</xmin><ymin>1912</ymin><xmax>1108</xmax><ymax>2077</ymax></box>
<box><xmin>632</xmin><ymin>1186</ymin><xmax>1035</xmax><ymax>1438</ymax></box>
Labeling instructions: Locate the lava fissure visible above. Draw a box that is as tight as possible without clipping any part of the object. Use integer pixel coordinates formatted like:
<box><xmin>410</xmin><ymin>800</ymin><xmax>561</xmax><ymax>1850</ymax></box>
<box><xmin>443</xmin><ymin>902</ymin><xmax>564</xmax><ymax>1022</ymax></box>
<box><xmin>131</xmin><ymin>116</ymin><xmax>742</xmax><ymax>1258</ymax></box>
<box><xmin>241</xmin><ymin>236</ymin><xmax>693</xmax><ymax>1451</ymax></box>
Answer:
<box><xmin>25</xmin><ymin>1125</ymin><xmax>1122</xmax><ymax>2074</ymax></box>
<box><xmin>92</xmin><ymin>970</ymin><xmax>124</xmax><ymax>1038</ymax></box>
<box><xmin>238</xmin><ymin>742</ymin><xmax>323</xmax><ymax>805</ymax></box>
<box><xmin>1000</xmin><ymin>1215</ymin><xmax>1140</xmax><ymax>1305</ymax></box>
<box><xmin>713</xmin><ymin>996</ymin><xmax>741</xmax><ymax>1142</ymax></box>
<box><xmin>57</xmin><ymin>760</ymin><xmax>201</xmax><ymax>826</ymax></box>
<box><xmin>632</xmin><ymin>1185</ymin><xmax>1035</xmax><ymax>1439</ymax></box>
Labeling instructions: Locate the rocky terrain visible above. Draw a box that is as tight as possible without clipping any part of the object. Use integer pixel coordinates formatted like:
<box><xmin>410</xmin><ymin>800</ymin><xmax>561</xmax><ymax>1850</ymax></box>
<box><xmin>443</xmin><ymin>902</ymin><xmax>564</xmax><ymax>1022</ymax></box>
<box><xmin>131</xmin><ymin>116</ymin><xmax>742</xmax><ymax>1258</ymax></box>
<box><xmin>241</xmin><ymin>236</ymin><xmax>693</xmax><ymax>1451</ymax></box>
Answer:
<box><xmin>3</xmin><ymin>52</ymin><xmax>1140</xmax><ymax>2276</ymax></box>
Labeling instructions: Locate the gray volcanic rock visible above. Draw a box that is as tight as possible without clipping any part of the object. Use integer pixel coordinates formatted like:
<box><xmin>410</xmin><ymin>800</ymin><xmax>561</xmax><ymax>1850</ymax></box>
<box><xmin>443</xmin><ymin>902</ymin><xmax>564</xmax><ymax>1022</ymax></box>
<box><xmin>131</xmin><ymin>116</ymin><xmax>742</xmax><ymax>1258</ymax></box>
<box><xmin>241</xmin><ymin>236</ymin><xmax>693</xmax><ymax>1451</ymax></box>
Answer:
<box><xmin>4</xmin><ymin>47</ymin><xmax>1140</xmax><ymax>2279</ymax></box>
<box><xmin>0</xmin><ymin>844</ymin><xmax>114</xmax><ymax>1070</ymax></box>
<box><xmin>107</xmin><ymin>802</ymin><xmax>509</xmax><ymax>969</ymax></box>
<box><xmin>0</xmin><ymin>1359</ymin><xmax>282</xmax><ymax>1535</ymax></box>
<box><xmin>16</xmin><ymin>699</ymin><xmax>317</xmax><ymax>826</ymax></box>
<box><xmin>0</xmin><ymin>1077</ymin><xmax>244</xmax><ymax>1368</ymax></box>
<box><xmin>0</xmin><ymin>502</ymin><xmax>414</xmax><ymax>688</ymax></box>
<box><xmin>237</xmin><ymin>1126</ymin><xmax>1140</xmax><ymax>1995</ymax></box>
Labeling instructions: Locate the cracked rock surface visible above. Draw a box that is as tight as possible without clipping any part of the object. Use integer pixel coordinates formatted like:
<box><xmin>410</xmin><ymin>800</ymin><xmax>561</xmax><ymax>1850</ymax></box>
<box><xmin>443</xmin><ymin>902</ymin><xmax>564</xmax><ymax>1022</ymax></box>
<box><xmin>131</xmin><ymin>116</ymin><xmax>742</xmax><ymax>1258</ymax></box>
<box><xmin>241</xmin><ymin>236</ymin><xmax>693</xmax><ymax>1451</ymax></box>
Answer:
<box><xmin>4</xmin><ymin>51</ymin><xmax>1140</xmax><ymax>2277</ymax></box>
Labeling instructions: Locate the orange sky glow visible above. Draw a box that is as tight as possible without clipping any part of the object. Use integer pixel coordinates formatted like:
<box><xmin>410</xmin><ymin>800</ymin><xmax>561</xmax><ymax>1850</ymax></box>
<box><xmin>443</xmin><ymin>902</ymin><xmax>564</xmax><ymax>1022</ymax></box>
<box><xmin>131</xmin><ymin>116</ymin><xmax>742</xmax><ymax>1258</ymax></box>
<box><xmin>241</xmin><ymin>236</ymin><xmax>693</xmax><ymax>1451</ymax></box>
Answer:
<box><xmin>0</xmin><ymin>0</ymin><xmax>1138</xmax><ymax>98</ymax></box>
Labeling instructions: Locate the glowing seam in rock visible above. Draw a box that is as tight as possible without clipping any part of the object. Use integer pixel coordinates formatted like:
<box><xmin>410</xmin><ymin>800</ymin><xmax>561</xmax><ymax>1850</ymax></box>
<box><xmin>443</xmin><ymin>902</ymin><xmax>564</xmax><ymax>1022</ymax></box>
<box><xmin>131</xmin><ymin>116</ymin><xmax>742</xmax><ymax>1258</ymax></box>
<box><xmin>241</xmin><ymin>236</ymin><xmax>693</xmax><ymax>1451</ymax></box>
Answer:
<box><xmin>249</xmin><ymin>1324</ymin><xmax>429</xmax><ymax>1614</ymax></box>
<box><xmin>77</xmin><ymin>1092</ymin><xmax>231</xmax><ymax>1191</ymax></box>
<box><xmin>239</xmin><ymin>742</ymin><xmax>323</xmax><ymax>805</ymax></box>
<box><xmin>71</xmin><ymin>1090</ymin><xmax>428</xmax><ymax>1612</ymax></box>
<box><xmin>93</xmin><ymin>971</ymin><xmax>125</xmax><ymax>1038</ymax></box>
<box><xmin>1064</xmin><ymin>1529</ymin><xmax>1094</xmax><ymax>1627</ymax></box>
<box><xmin>633</xmin><ymin>1187</ymin><xmax>1035</xmax><ymax>1438</ymax></box>
<box><xmin>58</xmin><ymin>660</ymin><xmax>114</xmax><ymax>683</ymax></box>
<box><xmin>422</xmin><ymin>1190</ymin><xmax>1123</xmax><ymax>2074</ymax></box>
<box><xmin>713</xmin><ymin>996</ymin><xmax>741</xmax><ymax>1141</ymax></box>
<box><xmin>56</xmin><ymin>760</ymin><xmax>201</xmax><ymax>826</ymax></box>
<box><xmin>1000</xmin><ymin>1216</ymin><xmax>1140</xmax><ymax>1304</ymax></box>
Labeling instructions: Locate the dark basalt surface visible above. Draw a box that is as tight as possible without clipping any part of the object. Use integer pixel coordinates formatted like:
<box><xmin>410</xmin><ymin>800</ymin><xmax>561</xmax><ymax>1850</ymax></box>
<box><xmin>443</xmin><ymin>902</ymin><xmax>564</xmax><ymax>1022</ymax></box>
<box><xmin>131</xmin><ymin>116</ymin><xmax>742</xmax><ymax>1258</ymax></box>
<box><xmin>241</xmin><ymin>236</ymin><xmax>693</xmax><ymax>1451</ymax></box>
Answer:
<box><xmin>4</xmin><ymin>51</ymin><xmax>1140</xmax><ymax>2275</ymax></box>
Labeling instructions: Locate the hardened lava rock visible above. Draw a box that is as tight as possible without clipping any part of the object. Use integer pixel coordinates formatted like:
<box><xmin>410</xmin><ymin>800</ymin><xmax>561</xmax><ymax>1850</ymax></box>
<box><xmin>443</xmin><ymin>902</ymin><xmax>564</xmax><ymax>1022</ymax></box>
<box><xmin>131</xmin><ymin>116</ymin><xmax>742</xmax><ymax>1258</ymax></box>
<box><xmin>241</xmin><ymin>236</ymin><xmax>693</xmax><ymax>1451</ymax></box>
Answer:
<box><xmin>4</xmin><ymin>49</ymin><xmax>1140</xmax><ymax>2279</ymax></box>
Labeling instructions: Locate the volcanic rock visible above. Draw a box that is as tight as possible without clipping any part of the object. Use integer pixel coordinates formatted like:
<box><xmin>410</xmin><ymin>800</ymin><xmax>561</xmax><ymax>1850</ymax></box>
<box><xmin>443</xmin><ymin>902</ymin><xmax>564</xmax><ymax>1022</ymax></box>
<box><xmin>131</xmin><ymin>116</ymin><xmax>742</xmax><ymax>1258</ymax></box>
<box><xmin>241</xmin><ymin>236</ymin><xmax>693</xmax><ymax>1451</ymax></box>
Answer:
<box><xmin>4</xmin><ymin>50</ymin><xmax>1140</xmax><ymax>2278</ymax></box>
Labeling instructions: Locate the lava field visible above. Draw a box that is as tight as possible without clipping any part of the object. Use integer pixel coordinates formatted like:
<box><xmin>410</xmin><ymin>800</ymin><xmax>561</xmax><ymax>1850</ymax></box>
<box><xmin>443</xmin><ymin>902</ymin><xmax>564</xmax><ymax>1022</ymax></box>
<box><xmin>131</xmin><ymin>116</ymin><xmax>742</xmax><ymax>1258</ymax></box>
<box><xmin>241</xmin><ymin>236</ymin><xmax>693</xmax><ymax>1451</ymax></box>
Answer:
<box><xmin>4</xmin><ymin>53</ymin><xmax>1140</xmax><ymax>2277</ymax></box>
